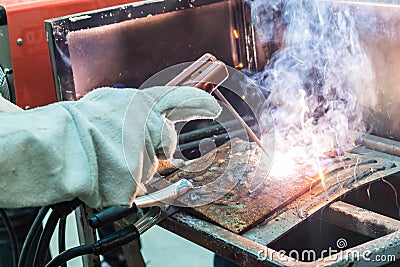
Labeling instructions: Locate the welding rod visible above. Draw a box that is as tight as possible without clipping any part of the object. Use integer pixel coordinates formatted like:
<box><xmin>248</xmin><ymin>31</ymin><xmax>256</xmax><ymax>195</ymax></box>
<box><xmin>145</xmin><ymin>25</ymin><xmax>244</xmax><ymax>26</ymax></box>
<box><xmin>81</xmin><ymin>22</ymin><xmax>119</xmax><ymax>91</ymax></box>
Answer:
<box><xmin>167</xmin><ymin>53</ymin><xmax>267</xmax><ymax>153</ymax></box>
<box><xmin>213</xmin><ymin>89</ymin><xmax>267</xmax><ymax>154</ymax></box>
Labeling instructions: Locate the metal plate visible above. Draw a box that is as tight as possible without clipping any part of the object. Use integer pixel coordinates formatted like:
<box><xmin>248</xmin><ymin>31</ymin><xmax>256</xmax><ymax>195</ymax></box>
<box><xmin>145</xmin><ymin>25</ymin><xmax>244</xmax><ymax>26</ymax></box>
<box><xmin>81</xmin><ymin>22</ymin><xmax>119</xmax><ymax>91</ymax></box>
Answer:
<box><xmin>163</xmin><ymin>137</ymin><xmax>399</xmax><ymax>235</ymax></box>
<box><xmin>159</xmin><ymin>136</ymin><xmax>400</xmax><ymax>266</ymax></box>
<box><xmin>164</xmin><ymin>138</ymin><xmax>316</xmax><ymax>234</ymax></box>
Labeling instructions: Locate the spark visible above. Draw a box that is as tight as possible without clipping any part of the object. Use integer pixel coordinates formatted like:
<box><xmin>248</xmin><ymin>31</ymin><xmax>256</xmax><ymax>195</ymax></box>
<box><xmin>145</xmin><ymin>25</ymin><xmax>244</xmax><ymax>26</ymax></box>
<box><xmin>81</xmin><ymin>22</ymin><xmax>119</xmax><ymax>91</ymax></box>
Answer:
<box><xmin>233</xmin><ymin>29</ymin><xmax>239</xmax><ymax>39</ymax></box>
<box><xmin>235</xmin><ymin>62</ymin><xmax>244</xmax><ymax>69</ymax></box>
<box><xmin>305</xmin><ymin>171</ymin><xmax>324</xmax><ymax>186</ymax></box>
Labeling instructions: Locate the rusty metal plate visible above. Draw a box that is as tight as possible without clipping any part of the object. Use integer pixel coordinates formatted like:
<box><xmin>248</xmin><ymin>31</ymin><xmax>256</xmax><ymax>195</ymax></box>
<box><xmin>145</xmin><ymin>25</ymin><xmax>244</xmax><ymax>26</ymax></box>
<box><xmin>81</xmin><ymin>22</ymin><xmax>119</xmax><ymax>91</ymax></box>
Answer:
<box><xmin>157</xmin><ymin>135</ymin><xmax>400</xmax><ymax>266</ymax></box>
<box><xmin>163</xmin><ymin>138</ymin><xmax>316</xmax><ymax>233</ymax></box>
<box><xmin>244</xmin><ymin>145</ymin><xmax>400</xmax><ymax>245</ymax></box>
<box><xmin>161</xmin><ymin>137</ymin><xmax>400</xmax><ymax>235</ymax></box>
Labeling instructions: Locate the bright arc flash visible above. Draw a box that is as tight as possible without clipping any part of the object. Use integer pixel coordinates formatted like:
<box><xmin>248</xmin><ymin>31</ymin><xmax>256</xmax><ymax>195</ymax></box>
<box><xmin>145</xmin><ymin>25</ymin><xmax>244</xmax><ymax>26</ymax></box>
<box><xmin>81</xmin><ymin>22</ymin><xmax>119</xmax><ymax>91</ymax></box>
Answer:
<box><xmin>268</xmin><ymin>151</ymin><xmax>327</xmax><ymax>188</ymax></box>
<box><xmin>268</xmin><ymin>152</ymin><xmax>298</xmax><ymax>178</ymax></box>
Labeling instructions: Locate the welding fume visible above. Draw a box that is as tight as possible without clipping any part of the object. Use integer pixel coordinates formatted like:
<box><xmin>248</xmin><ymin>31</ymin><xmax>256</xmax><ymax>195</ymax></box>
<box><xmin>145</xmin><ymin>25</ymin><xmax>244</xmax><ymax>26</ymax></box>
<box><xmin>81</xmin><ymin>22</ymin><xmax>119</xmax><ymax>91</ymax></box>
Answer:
<box><xmin>0</xmin><ymin>0</ymin><xmax>387</xmax><ymax>206</ymax></box>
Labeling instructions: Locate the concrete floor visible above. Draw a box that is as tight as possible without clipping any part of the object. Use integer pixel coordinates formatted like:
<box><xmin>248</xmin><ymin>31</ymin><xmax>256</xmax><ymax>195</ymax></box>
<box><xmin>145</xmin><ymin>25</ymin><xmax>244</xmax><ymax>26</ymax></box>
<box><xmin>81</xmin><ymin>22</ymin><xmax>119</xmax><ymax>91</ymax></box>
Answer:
<box><xmin>49</xmin><ymin>213</ymin><xmax>214</xmax><ymax>267</ymax></box>
<box><xmin>141</xmin><ymin>226</ymin><xmax>214</xmax><ymax>267</ymax></box>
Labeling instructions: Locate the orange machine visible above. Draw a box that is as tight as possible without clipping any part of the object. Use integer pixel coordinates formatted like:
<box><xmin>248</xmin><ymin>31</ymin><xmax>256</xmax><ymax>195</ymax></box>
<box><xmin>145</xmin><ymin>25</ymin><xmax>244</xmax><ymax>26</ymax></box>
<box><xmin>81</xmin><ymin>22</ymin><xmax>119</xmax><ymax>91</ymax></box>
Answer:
<box><xmin>0</xmin><ymin>0</ymin><xmax>136</xmax><ymax>108</ymax></box>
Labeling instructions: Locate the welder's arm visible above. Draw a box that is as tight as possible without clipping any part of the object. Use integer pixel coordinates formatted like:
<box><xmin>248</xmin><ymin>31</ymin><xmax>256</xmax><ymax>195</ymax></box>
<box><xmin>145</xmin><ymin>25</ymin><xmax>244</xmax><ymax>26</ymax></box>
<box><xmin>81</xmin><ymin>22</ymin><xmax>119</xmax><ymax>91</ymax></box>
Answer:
<box><xmin>0</xmin><ymin>86</ymin><xmax>221</xmax><ymax>209</ymax></box>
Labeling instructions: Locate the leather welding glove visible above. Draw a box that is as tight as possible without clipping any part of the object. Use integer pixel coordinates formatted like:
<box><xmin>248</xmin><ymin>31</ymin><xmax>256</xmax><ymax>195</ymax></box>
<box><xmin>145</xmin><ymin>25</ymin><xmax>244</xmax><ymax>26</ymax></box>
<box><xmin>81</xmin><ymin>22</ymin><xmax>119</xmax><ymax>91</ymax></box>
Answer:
<box><xmin>0</xmin><ymin>94</ymin><xmax>22</xmax><ymax>112</ymax></box>
<box><xmin>0</xmin><ymin>86</ymin><xmax>221</xmax><ymax>208</ymax></box>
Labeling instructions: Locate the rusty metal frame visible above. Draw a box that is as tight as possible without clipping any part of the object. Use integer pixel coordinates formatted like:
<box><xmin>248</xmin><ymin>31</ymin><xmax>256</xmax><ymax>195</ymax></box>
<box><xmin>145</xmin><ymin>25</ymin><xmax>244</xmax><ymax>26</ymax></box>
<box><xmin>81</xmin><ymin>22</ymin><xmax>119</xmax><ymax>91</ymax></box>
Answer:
<box><xmin>321</xmin><ymin>201</ymin><xmax>400</xmax><ymax>267</ymax></box>
<box><xmin>321</xmin><ymin>201</ymin><xmax>400</xmax><ymax>239</ymax></box>
<box><xmin>161</xmin><ymin>204</ymin><xmax>400</xmax><ymax>266</ymax></box>
<box><xmin>75</xmin><ymin>204</ymin><xmax>101</xmax><ymax>267</ymax></box>
<box><xmin>159</xmin><ymin>136</ymin><xmax>400</xmax><ymax>266</ymax></box>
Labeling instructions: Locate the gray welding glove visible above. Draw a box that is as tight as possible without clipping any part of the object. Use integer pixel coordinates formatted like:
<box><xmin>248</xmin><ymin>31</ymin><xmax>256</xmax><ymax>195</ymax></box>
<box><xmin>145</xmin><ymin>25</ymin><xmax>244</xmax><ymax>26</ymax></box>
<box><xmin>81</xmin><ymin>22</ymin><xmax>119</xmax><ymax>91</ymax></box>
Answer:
<box><xmin>0</xmin><ymin>86</ymin><xmax>221</xmax><ymax>208</ymax></box>
<box><xmin>0</xmin><ymin>94</ymin><xmax>22</xmax><ymax>112</ymax></box>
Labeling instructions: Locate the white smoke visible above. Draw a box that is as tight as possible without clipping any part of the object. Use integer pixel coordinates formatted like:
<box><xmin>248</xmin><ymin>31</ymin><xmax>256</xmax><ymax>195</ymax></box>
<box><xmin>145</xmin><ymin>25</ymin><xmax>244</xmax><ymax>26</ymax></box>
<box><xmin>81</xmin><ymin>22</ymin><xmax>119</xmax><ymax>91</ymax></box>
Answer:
<box><xmin>251</xmin><ymin>0</ymin><xmax>377</xmax><ymax>167</ymax></box>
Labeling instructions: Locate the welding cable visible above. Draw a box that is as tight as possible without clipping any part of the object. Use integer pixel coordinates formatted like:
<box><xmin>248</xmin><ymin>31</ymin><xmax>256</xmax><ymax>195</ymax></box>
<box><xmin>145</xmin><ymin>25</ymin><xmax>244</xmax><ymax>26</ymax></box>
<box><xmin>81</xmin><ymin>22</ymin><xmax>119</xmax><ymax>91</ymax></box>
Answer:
<box><xmin>45</xmin><ymin>224</ymin><xmax>141</xmax><ymax>267</ymax></box>
<box><xmin>0</xmin><ymin>209</ymin><xmax>19</xmax><ymax>267</ymax></box>
<box><xmin>45</xmin><ymin>244</ymin><xmax>92</xmax><ymax>267</ymax></box>
<box><xmin>33</xmin><ymin>210</ymin><xmax>61</xmax><ymax>267</ymax></box>
<box><xmin>46</xmin><ymin>207</ymin><xmax>161</xmax><ymax>267</ymax></box>
<box><xmin>58</xmin><ymin>217</ymin><xmax>67</xmax><ymax>267</ymax></box>
<box><xmin>32</xmin><ymin>199</ymin><xmax>81</xmax><ymax>267</ymax></box>
<box><xmin>18</xmin><ymin>206</ymin><xmax>50</xmax><ymax>267</ymax></box>
<box><xmin>88</xmin><ymin>204</ymin><xmax>138</xmax><ymax>229</ymax></box>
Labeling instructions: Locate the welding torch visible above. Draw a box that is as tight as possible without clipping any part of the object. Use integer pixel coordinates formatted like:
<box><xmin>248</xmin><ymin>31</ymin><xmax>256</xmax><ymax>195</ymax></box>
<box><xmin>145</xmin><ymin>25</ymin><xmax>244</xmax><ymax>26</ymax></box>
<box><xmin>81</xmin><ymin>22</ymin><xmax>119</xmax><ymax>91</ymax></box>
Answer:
<box><xmin>167</xmin><ymin>53</ymin><xmax>267</xmax><ymax>153</ymax></box>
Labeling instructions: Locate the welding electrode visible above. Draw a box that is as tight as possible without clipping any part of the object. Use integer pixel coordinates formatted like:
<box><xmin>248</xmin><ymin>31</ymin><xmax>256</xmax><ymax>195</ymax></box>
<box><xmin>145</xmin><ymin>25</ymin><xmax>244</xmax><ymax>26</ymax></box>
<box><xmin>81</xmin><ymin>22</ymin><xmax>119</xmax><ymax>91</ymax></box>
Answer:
<box><xmin>212</xmin><ymin>90</ymin><xmax>267</xmax><ymax>154</ymax></box>
<box><xmin>166</xmin><ymin>53</ymin><xmax>267</xmax><ymax>154</ymax></box>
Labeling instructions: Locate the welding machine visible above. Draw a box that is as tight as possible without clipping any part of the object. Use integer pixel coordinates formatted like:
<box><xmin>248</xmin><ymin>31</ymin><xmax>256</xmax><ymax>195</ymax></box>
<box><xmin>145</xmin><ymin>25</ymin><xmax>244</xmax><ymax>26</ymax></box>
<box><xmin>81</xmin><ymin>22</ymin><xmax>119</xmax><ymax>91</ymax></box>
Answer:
<box><xmin>0</xmin><ymin>0</ymin><xmax>138</xmax><ymax>108</ymax></box>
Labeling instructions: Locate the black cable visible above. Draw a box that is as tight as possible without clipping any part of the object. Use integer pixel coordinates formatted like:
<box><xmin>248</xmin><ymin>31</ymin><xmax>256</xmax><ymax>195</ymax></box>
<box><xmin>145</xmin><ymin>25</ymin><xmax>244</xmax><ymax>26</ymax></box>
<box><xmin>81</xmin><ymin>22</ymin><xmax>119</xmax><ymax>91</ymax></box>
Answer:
<box><xmin>58</xmin><ymin>217</ymin><xmax>67</xmax><ymax>267</ymax></box>
<box><xmin>18</xmin><ymin>206</ymin><xmax>51</xmax><ymax>267</ymax></box>
<box><xmin>33</xmin><ymin>211</ymin><xmax>60</xmax><ymax>267</ymax></box>
<box><xmin>45</xmin><ymin>244</ymin><xmax>92</xmax><ymax>267</ymax></box>
<box><xmin>45</xmin><ymin>224</ymin><xmax>140</xmax><ymax>267</ymax></box>
<box><xmin>0</xmin><ymin>209</ymin><xmax>19</xmax><ymax>267</ymax></box>
<box><xmin>88</xmin><ymin>204</ymin><xmax>138</xmax><ymax>229</ymax></box>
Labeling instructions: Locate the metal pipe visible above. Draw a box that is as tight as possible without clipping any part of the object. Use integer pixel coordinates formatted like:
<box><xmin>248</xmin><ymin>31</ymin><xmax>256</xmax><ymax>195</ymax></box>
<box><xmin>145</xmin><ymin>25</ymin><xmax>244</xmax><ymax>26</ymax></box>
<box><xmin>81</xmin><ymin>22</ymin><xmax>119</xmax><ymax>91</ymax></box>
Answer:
<box><xmin>135</xmin><ymin>179</ymin><xmax>193</xmax><ymax>208</ymax></box>
<box><xmin>361</xmin><ymin>134</ymin><xmax>400</xmax><ymax>157</ymax></box>
<box><xmin>178</xmin><ymin>116</ymin><xmax>254</xmax><ymax>144</ymax></box>
<box><xmin>178</xmin><ymin>128</ymin><xmax>248</xmax><ymax>152</ymax></box>
<box><xmin>321</xmin><ymin>201</ymin><xmax>400</xmax><ymax>238</ymax></box>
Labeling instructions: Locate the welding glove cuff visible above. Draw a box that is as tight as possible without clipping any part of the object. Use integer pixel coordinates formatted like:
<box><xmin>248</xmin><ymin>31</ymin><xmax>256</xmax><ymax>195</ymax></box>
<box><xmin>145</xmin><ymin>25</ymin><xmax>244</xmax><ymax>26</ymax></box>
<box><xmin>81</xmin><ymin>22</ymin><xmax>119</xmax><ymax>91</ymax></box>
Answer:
<box><xmin>0</xmin><ymin>87</ymin><xmax>221</xmax><ymax>208</ymax></box>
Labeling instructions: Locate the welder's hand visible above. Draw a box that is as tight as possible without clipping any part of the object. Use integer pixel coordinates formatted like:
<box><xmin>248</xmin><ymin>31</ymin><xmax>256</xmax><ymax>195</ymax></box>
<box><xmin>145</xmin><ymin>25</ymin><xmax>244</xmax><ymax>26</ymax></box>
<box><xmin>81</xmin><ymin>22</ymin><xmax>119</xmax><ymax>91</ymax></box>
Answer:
<box><xmin>0</xmin><ymin>94</ymin><xmax>22</xmax><ymax>112</ymax></box>
<box><xmin>0</xmin><ymin>87</ymin><xmax>221</xmax><ymax>209</ymax></box>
